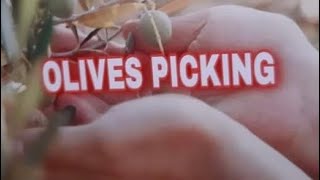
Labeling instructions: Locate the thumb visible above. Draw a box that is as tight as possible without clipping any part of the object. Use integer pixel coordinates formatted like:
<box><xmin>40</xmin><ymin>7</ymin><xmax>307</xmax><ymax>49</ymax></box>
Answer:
<box><xmin>121</xmin><ymin>10</ymin><xmax>210</xmax><ymax>54</ymax></box>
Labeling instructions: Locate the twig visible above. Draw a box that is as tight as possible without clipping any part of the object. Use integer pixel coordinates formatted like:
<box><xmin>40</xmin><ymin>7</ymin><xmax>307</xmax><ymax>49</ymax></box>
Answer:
<box><xmin>69</xmin><ymin>23</ymin><xmax>80</xmax><ymax>44</ymax></box>
<box><xmin>86</xmin><ymin>27</ymin><xmax>123</xmax><ymax>49</ymax></box>
<box><xmin>51</xmin><ymin>27</ymin><xmax>123</xmax><ymax>57</ymax></box>
<box><xmin>50</xmin><ymin>48</ymin><xmax>79</xmax><ymax>58</ymax></box>
<box><xmin>78</xmin><ymin>48</ymin><xmax>109</xmax><ymax>55</ymax></box>
<box><xmin>80</xmin><ymin>28</ymin><xmax>101</xmax><ymax>48</ymax></box>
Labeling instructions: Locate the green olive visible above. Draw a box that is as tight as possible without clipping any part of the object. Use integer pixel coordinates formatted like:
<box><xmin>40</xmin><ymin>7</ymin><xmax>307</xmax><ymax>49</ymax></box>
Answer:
<box><xmin>139</xmin><ymin>10</ymin><xmax>172</xmax><ymax>47</ymax></box>
<box><xmin>48</xmin><ymin>0</ymin><xmax>74</xmax><ymax>18</ymax></box>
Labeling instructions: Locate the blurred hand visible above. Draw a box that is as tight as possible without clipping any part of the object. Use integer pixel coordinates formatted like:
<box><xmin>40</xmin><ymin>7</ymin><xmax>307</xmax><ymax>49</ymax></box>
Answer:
<box><xmin>119</xmin><ymin>5</ymin><xmax>319</xmax><ymax>177</ymax></box>
<box><xmin>23</xmin><ymin>5</ymin><xmax>318</xmax><ymax>179</ymax></box>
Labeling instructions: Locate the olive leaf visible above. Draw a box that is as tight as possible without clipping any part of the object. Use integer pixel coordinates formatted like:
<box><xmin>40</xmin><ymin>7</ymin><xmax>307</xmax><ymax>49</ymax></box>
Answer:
<box><xmin>10</xmin><ymin>0</ymin><xmax>54</xmax><ymax>64</ymax></box>
<box><xmin>15</xmin><ymin>0</ymin><xmax>40</xmax><ymax>48</ymax></box>
<box><xmin>76</xmin><ymin>2</ymin><xmax>145</xmax><ymax>28</ymax></box>
<box><xmin>79</xmin><ymin>0</ymin><xmax>95</xmax><ymax>10</ymax></box>
<box><xmin>158</xmin><ymin>0</ymin><xmax>189</xmax><ymax>15</ymax></box>
<box><xmin>153</xmin><ymin>0</ymin><xmax>172</xmax><ymax>8</ymax></box>
<box><xmin>26</xmin><ymin>13</ymin><xmax>53</xmax><ymax>61</ymax></box>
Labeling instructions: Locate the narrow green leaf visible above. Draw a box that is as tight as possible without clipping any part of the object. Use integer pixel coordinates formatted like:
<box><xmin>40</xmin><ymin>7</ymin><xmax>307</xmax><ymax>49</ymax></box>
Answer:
<box><xmin>27</xmin><ymin>14</ymin><xmax>53</xmax><ymax>61</ymax></box>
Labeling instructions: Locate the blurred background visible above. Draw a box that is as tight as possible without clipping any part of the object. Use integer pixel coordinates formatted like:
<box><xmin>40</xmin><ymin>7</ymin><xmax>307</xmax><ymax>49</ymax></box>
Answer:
<box><xmin>174</xmin><ymin>0</ymin><xmax>319</xmax><ymax>49</ymax></box>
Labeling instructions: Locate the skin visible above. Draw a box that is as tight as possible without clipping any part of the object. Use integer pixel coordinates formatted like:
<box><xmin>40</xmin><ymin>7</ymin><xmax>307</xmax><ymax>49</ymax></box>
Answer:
<box><xmin>21</xmin><ymin>5</ymin><xmax>318</xmax><ymax>180</ymax></box>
